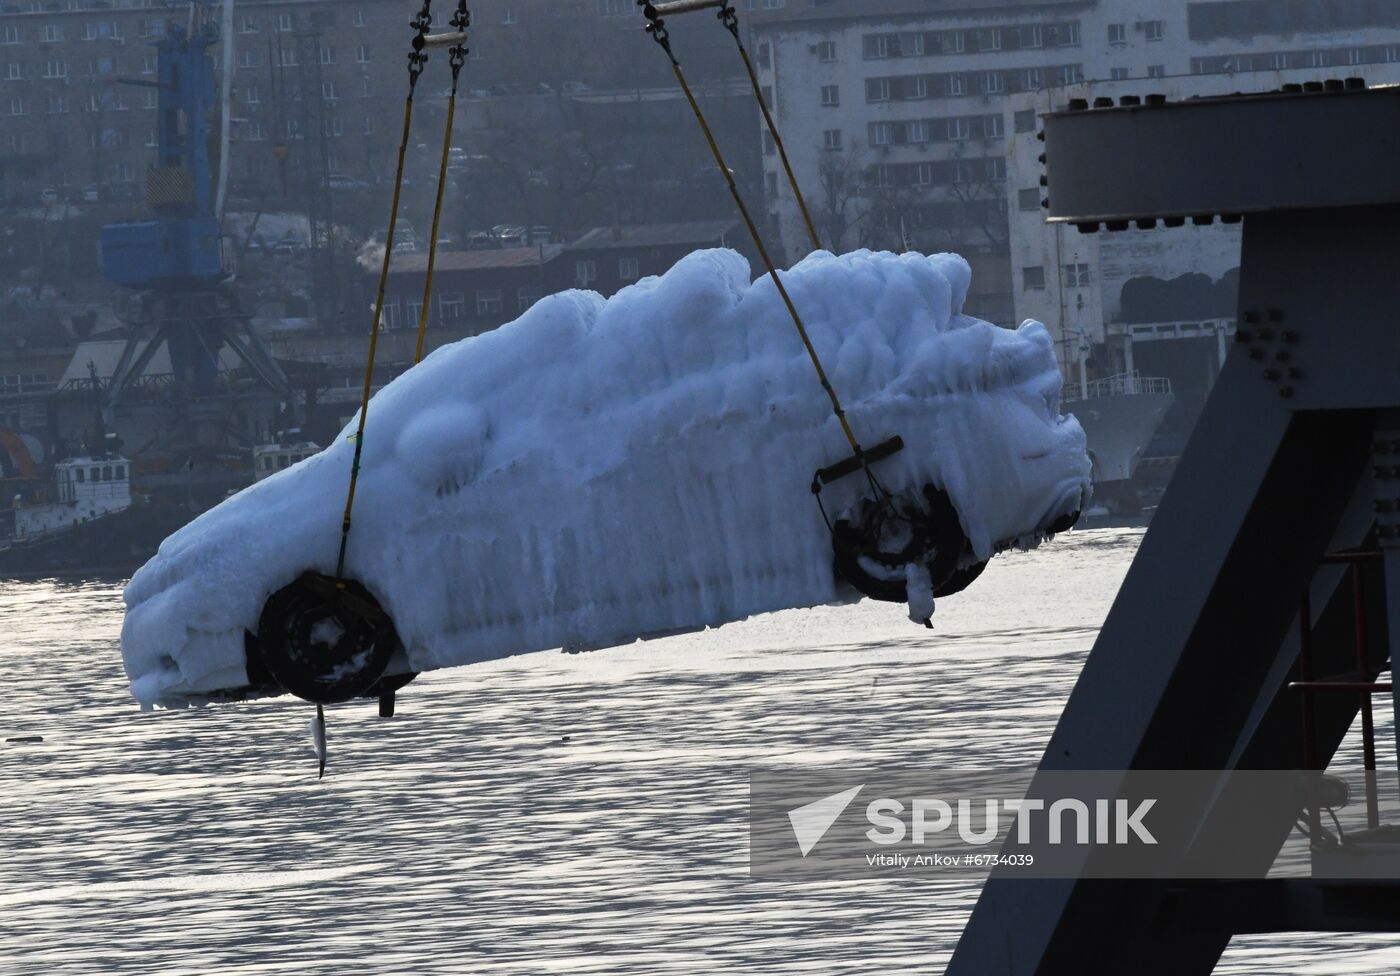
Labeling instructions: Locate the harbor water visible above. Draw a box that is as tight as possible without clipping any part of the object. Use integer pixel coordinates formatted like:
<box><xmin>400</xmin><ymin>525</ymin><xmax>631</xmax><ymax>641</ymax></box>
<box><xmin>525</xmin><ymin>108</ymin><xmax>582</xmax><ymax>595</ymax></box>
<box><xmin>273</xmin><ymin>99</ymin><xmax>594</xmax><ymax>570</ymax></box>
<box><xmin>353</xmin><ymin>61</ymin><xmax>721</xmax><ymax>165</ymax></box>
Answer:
<box><xmin>1</xmin><ymin>526</ymin><xmax>1396</xmax><ymax>973</ymax></box>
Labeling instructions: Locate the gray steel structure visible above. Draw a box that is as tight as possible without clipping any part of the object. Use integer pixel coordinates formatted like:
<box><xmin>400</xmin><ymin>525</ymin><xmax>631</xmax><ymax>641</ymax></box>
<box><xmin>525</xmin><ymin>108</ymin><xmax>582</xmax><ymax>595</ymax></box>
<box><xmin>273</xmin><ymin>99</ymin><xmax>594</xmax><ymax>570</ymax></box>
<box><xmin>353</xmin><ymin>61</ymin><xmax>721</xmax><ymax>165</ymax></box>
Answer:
<box><xmin>949</xmin><ymin>84</ymin><xmax>1400</xmax><ymax>974</ymax></box>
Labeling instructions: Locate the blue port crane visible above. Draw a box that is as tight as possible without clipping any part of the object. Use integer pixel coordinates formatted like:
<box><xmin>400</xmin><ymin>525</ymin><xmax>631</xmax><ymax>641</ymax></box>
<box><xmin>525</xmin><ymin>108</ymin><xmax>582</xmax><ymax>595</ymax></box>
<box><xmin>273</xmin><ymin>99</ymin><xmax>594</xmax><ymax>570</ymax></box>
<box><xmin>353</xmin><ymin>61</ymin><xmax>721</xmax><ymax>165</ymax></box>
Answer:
<box><xmin>98</xmin><ymin>18</ymin><xmax>289</xmax><ymax>409</ymax></box>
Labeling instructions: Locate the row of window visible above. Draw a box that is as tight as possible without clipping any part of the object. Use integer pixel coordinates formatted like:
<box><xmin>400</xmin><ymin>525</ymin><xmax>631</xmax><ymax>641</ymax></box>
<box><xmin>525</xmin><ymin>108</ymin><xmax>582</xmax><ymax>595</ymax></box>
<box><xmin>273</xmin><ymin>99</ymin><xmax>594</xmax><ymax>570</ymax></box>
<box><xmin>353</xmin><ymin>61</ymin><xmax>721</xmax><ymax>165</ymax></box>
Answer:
<box><xmin>380</xmin><ymin>260</ymin><xmax>645</xmax><ymax>325</ymax></box>
<box><xmin>598</xmin><ymin>0</ymin><xmax>784</xmax><ymax>14</ymax></box>
<box><xmin>850</xmin><ymin>64</ymin><xmax>1084</xmax><ymax>104</ymax></box>
<box><xmin>1191</xmin><ymin>44</ymin><xmax>1400</xmax><ymax>75</ymax></box>
<box><xmin>70</xmin><ymin>464</ymin><xmax>127</xmax><ymax>484</ymax></box>
<box><xmin>861</xmin><ymin>23</ymin><xmax>1082</xmax><ymax>61</ymax></box>
<box><xmin>867</xmin><ymin>156</ymin><xmax>1007</xmax><ymax>188</ymax></box>
<box><xmin>1188</xmin><ymin>0</ymin><xmax>1400</xmax><ymax>42</ymax></box>
<box><xmin>1</xmin><ymin>44</ymin><xmax>377</xmax><ymax>81</ymax></box>
<box><xmin>874</xmin><ymin>198</ymin><xmax>1005</xmax><ymax>231</ymax></box>
<box><xmin>866</xmin><ymin>113</ymin><xmax>1004</xmax><ymax>148</ymax></box>
<box><xmin>1022</xmin><ymin>263</ymin><xmax>1091</xmax><ymax>291</ymax></box>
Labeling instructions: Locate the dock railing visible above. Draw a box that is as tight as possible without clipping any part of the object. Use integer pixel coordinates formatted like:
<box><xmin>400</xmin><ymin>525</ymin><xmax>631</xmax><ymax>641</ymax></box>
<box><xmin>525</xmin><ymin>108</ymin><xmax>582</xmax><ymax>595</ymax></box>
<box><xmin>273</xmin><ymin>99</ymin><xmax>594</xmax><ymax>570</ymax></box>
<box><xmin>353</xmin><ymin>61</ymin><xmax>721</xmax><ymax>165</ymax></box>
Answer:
<box><xmin>1063</xmin><ymin>370</ymin><xmax>1173</xmax><ymax>402</ymax></box>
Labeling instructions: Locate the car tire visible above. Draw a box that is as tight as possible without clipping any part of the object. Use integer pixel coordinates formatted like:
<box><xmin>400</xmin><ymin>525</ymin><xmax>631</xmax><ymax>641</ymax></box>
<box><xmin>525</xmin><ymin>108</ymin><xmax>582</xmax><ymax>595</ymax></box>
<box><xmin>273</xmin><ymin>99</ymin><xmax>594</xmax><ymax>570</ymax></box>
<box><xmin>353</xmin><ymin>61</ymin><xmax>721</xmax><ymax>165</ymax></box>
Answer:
<box><xmin>256</xmin><ymin>572</ymin><xmax>398</xmax><ymax>704</ymax></box>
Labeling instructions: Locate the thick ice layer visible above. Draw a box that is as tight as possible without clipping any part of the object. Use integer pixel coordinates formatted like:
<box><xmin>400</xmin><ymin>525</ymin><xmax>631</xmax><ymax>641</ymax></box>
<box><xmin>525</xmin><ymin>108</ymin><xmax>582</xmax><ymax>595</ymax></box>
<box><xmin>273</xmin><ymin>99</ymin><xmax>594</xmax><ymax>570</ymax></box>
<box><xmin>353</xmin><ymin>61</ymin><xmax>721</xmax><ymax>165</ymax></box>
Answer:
<box><xmin>122</xmin><ymin>248</ymin><xmax>1091</xmax><ymax>707</ymax></box>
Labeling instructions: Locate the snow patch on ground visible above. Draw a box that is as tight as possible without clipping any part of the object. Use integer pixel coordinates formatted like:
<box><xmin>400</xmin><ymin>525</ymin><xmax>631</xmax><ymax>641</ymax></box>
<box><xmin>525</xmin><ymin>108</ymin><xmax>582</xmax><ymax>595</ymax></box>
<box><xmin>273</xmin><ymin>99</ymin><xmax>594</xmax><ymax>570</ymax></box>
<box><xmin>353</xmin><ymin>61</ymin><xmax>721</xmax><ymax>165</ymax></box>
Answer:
<box><xmin>121</xmin><ymin>247</ymin><xmax>1090</xmax><ymax>708</ymax></box>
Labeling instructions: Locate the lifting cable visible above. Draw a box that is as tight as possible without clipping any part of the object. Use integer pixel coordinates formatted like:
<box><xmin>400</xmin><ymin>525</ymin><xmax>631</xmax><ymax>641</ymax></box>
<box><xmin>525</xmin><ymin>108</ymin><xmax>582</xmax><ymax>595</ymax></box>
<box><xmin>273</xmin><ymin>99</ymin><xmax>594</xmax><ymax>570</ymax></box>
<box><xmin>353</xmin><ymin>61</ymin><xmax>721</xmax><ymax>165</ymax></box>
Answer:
<box><xmin>638</xmin><ymin>1</ymin><xmax>888</xmax><ymax>495</ymax></box>
<box><xmin>712</xmin><ymin>3</ymin><xmax>821</xmax><ymax>254</ymax></box>
<box><xmin>335</xmin><ymin>0</ymin><xmax>433</xmax><ymax>581</ymax></box>
<box><xmin>414</xmin><ymin>3</ymin><xmax>472</xmax><ymax>365</ymax></box>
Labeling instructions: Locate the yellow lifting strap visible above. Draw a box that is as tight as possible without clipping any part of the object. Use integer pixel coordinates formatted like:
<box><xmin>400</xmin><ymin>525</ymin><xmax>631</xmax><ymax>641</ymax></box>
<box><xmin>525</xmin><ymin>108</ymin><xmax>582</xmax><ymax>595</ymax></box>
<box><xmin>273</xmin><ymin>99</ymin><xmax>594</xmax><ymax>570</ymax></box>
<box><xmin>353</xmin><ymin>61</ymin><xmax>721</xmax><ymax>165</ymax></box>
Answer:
<box><xmin>334</xmin><ymin>1</ymin><xmax>436</xmax><ymax>580</ymax></box>
<box><xmin>414</xmin><ymin>5</ymin><xmax>472</xmax><ymax>365</ymax></box>
<box><xmin>713</xmin><ymin>4</ymin><xmax>822</xmax><ymax>254</ymax></box>
<box><xmin>639</xmin><ymin>2</ymin><xmax>865</xmax><ymax>459</ymax></box>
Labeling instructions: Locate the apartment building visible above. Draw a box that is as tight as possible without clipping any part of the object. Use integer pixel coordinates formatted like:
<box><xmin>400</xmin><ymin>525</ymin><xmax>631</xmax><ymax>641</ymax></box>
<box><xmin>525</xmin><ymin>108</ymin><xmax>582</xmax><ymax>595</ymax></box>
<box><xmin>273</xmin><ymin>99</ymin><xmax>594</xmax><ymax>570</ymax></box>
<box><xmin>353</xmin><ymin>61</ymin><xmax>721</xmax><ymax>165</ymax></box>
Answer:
<box><xmin>0</xmin><ymin>0</ymin><xmax>781</xmax><ymax>209</ymax></box>
<box><xmin>1004</xmin><ymin>7</ymin><xmax>1400</xmax><ymax>444</ymax></box>
<box><xmin>751</xmin><ymin>0</ymin><xmax>1400</xmax><ymax>328</ymax></box>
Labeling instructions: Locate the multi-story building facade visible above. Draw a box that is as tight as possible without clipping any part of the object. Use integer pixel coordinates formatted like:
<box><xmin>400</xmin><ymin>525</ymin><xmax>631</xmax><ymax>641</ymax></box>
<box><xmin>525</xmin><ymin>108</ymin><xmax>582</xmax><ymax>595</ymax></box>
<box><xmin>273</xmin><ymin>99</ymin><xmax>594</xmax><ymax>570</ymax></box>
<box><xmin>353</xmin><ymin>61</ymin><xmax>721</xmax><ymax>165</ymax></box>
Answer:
<box><xmin>1005</xmin><ymin>7</ymin><xmax>1400</xmax><ymax>448</ymax></box>
<box><xmin>752</xmin><ymin>0</ymin><xmax>1400</xmax><ymax>331</ymax></box>
<box><xmin>0</xmin><ymin>0</ymin><xmax>777</xmax><ymax>211</ymax></box>
<box><xmin>0</xmin><ymin>0</ymin><xmax>424</xmax><ymax>204</ymax></box>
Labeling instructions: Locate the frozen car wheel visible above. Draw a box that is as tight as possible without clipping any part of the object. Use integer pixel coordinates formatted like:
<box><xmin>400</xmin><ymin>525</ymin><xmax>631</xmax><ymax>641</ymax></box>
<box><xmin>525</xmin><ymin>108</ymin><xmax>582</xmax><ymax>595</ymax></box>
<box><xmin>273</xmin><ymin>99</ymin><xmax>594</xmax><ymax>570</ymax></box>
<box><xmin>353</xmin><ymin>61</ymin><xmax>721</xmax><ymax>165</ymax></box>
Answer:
<box><xmin>832</xmin><ymin>484</ymin><xmax>968</xmax><ymax>603</ymax></box>
<box><xmin>256</xmin><ymin>573</ymin><xmax>398</xmax><ymax>704</ymax></box>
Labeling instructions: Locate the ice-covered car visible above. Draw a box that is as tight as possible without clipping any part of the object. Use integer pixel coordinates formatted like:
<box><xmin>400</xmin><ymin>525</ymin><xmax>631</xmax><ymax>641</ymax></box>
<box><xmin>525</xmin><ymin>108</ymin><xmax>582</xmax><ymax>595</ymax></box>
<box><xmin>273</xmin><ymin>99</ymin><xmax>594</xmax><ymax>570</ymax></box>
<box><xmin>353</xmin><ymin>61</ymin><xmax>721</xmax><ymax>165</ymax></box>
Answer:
<box><xmin>121</xmin><ymin>248</ymin><xmax>1092</xmax><ymax>710</ymax></box>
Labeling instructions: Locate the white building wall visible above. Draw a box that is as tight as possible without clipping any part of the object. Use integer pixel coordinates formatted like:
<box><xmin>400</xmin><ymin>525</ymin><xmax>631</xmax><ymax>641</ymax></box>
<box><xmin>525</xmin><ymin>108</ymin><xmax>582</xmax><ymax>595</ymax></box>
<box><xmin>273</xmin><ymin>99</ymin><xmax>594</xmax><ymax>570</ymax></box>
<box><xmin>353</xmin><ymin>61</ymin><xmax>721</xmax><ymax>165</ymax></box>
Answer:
<box><xmin>1004</xmin><ymin>56</ymin><xmax>1400</xmax><ymax>382</ymax></box>
<box><xmin>755</xmin><ymin>0</ymin><xmax>1400</xmax><ymax>353</ymax></box>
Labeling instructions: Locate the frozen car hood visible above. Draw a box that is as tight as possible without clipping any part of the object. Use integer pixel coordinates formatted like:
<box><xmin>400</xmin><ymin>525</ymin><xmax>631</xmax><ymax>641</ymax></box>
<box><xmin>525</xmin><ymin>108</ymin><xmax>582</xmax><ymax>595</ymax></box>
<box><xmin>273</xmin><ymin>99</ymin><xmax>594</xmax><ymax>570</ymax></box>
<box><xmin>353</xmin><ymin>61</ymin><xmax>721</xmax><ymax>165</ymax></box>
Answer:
<box><xmin>122</xmin><ymin>248</ymin><xmax>1091</xmax><ymax>708</ymax></box>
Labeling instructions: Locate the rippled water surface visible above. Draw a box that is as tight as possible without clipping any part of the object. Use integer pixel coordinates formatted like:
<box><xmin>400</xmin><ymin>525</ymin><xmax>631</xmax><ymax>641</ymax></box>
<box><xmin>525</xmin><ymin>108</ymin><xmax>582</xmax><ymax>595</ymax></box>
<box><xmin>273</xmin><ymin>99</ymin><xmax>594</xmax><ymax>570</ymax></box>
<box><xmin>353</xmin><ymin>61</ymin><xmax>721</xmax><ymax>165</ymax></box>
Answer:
<box><xmin>1</xmin><ymin>527</ymin><xmax>1396</xmax><ymax>974</ymax></box>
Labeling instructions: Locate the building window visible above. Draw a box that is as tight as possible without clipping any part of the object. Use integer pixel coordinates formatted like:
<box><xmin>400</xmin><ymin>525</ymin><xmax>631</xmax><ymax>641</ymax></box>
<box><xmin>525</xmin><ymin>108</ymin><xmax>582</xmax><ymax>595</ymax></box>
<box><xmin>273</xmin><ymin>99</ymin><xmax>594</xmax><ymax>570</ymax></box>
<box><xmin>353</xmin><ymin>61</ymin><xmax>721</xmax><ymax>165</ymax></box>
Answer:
<box><xmin>277</xmin><ymin>14</ymin><xmax>293</xmax><ymax>32</ymax></box>
<box><xmin>575</xmin><ymin>260</ymin><xmax>597</xmax><ymax>288</ymax></box>
<box><xmin>43</xmin><ymin>24</ymin><xmax>63</xmax><ymax>43</ymax></box>
<box><xmin>439</xmin><ymin>292</ymin><xmax>465</xmax><ymax>320</ymax></box>
<box><xmin>502</xmin><ymin>6</ymin><xmax>518</xmax><ymax>25</ymax></box>
<box><xmin>517</xmin><ymin>287</ymin><xmax>539</xmax><ymax>312</ymax></box>
<box><xmin>823</xmin><ymin>128</ymin><xmax>842</xmax><ymax>151</ymax></box>
<box><xmin>321</xmin><ymin>46</ymin><xmax>336</xmax><ymax>65</ymax></box>
<box><xmin>985</xmin><ymin>114</ymin><xmax>1004</xmax><ymax>138</ymax></box>
<box><xmin>322</xmin><ymin>81</ymin><xmax>338</xmax><ymax>100</ymax></box>
<box><xmin>907</xmin><ymin>119</ymin><xmax>930</xmax><ymax>144</ymax></box>
<box><xmin>4</xmin><ymin>64</ymin><xmax>19</xmax><ymax>81</ymax></box>
<box><xmin>766</xmin><ymin>172</ymin><xmax>779</xmax><ymax>196</ymax></box>
<box><xmin>987</xmin><ymin>157</ymin><xmax>1006</xmax><ymax>181</ymax></box>
<box><xmin>1144</xmin><ymin>20</ymin><xmax>1164</xmax><ymax>42</ymax></box>
<box><xmin>865</xmin><ymin>78</ymin><xmax>890</xmax><ymax>102</ymax></box>
<box><xmin>1147</xmin><ymin>65</ymin><xmax>1165</xmax><ymax>79</ymax></box>
<box><xmin>619</xmin><ymin>257</ymin><xmax>640</xmax><ymax>281</ymax></box>
<box><xmin>9</xmin><ymin>96</ymin><xmax>25</xmax><ymax>116</ymax></box>
<box><xmin>354</xmin><ymin>8</ymin><xmax>367</xmax><ymax>27</ymax></box>
<box><xmin>1020</xmin><ymin>25</ymin><xmax>1042</xmax><ymax>49</ymax></box>
<box><xmin>906</xmin><ymin>76</ymin><xmax>929</xmax><ymax>100</ymax></box>
<box><xmin>870</xmin><ymin>122</ymin><xmax>892</xmax><ymax>146</ymax></box>
<box><xmin>362</xmin><ymin>115</ymin><xmax>375</xmax><ymax>135</ymax></box>
<box><xmin>948</xmin><ymin>117</ymin><xmax>971</xmax><ymax>141</ymax></box>
<box><xmin>361</xmin><ymin>77</ymin><xmax>375</xmax><ymax>97</ymax></box>
<box><xmin>1107</xmin><ymin>23</ymin><xmax>1125</xmax><ymax>44</ymax></box>
<box><xmin>946</xmin><ymin>30</ymin><xmax>965</xmax><ymax>53</ymax></box>
<box><xmin>43</xmin><ymin>59</ymin><xmax>66</xmax><ymax>79</ymax></box>
<box><xmin>1023</xmin><ymin>67</ymin><xmax>1043</xmax><ymax>90</ymax></box>
<box><xmin>1023</xmin><ymin>266</ymin><xmax>1046</xmax><ymax>290</ymax></box>
<box><xmin>1059</xmin><ymin>22</ymin><xmax>1080</xmax><ymax>46</ymax></box>
<box><xmin>47</xmin><ymin>95</ymin><xmax>67</xmax><ymax>114</ymax></box>
<box><xmin>947</xmin><ymin>73</ymin><xmax>966</xmax><ymax>96</ymax></box>
<box><xmin>476</xmin><ymin>290</ymin><xmax>504</xmax><ymax>316</ymax></box>
<box><xmin>817</xmin><ymin>40</ymin><xmax>836</xmax><ymax>62</ymax></box>
<box><xmin>1110</xmin><ymin>67</ymin><xmax>1129</xmax><ymax>80</ymax></box>
<box><xmin>241</xmin><ymin>15</ymin><xmax>258</xmax><ymax>33</ymax></box>
<box><xmin>821</xmin><ymin>85</ymin><xmax>839</xmax><ymax>106</ymax></box>
<box><xmin>244</xmin><ymin>84</ymin><xmax>260</xmax><ymax>104</ymax></box>
<box><xmin>1017</xmin><ymin>187</ymin><xmax>1040</xmax><ymax>211</ymax></box>
<box><xmin>1</xmin><ymin>26</ymin><xmax>19</xmax><ymax>44</ymax></box>
<box><xmin>756</xmin><ymin>42</ymin><xmax>771</xmax><ymax>68</ymax></box>
<box><xmin>598</xmin><ymin>0</ymin><xmax>631</xmax><ymax>15</ymax></box>
<box><xmin>979</xmin><ymin>28</ymin><xmax>1002</xmax><ymax>52</ymax></box>
<box><xmin>1064</xmin><ymin>263</ymin><xmax>1091</xmax><ymax>288</ymax></box>
<box><xmin>1013</xmin><ymin>108</ymin><xmax>1036</xmax><ymax>133</ymax></box>
<box><xmin>763</xmin><ymin>131</ymin><xmax>775</xmax><ymax>155</ymax></box>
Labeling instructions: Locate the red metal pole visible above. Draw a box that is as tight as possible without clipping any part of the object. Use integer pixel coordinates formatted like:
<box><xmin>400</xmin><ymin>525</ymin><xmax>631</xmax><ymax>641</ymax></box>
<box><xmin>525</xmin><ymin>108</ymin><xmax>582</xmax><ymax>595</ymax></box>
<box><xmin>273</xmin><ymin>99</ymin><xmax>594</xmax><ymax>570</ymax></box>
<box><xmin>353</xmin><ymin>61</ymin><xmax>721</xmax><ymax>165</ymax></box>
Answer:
<box><xmin>1297</xmin><ymin>592</ymin><xmax>1323</xmax><ymax>844</ymax></box>
<box><xmin>1354</xmin><ymin>562</ymin><xmax>1380</xmax><ymax>828</ymax></box>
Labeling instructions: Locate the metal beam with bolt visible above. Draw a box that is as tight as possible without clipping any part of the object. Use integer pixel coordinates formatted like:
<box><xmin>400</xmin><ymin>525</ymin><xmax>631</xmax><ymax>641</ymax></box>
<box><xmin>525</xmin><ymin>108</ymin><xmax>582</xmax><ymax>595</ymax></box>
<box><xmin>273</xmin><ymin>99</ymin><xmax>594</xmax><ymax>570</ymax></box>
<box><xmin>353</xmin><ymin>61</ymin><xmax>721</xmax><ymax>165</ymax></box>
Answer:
<box><xmin>949</xmin><ymin>83</ymin><xmax>1400</xmax><ymax>975</ymax></box>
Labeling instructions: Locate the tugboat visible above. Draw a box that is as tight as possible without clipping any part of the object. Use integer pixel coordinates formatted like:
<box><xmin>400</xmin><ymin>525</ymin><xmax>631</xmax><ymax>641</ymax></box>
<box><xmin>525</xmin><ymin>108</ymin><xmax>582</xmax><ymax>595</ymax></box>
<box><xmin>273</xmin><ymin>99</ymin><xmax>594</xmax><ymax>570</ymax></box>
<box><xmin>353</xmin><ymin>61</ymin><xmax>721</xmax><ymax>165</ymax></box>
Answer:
<box><xmin>0</xmin><ymin>455</ymin><xmax>188</xmax><ymax>576</ymax></box>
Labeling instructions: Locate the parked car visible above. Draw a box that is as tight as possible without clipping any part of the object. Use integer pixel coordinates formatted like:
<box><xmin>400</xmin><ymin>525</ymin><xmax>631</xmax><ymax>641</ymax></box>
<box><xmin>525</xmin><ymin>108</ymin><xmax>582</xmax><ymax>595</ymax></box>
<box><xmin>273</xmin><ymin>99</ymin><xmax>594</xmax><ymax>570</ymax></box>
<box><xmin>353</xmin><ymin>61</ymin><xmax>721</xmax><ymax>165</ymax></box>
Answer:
<box><xmin>80</xmin><ymin>184</ymin><xmax>100</xmax><ymax>203</ymax></box>
<box><xmin>323</xmin><ymin>174</ymin><xmax>366</xmax><ymax>192</ymax></box>
<box><xmin>39</xmin><ymin>188</ymin><xmax>59</xmax><ymax>205</ymax></box>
